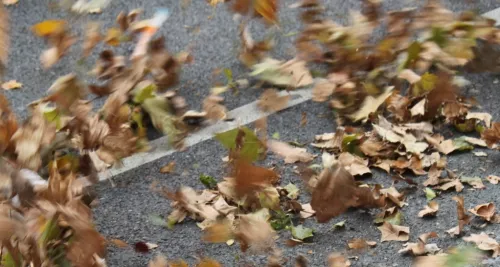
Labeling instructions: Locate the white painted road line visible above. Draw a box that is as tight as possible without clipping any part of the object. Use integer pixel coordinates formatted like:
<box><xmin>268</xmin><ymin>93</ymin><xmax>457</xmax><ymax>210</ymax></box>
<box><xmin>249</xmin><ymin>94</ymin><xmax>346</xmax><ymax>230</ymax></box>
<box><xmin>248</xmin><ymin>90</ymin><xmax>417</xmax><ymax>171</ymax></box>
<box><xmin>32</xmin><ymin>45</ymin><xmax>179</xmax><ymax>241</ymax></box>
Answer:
<box><xmin>482</xmin><ymin>7</ymin><xmax>500</xmax><ymax>25</ymax></box>
<box><xmin>98</xmin><ymin>88</ymin><xmax>313</xmax><ymax>181</ymax></box>
<box><xmin>98</xmin><ymin>6</ymin><xmax>500</xmax><ymax>181</ymax></box>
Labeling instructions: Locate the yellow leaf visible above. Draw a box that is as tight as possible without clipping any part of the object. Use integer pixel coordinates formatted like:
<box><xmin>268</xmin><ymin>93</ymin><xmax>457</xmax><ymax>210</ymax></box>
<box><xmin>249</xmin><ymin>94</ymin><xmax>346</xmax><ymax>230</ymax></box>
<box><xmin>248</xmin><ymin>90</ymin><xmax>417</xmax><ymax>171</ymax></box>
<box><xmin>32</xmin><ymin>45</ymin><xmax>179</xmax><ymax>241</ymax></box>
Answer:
<box><xmin>254</xmin><ymin>0</ymin><xmax>278</xmax><ymax>25</ymax></box>
<box><xmin>2</xmin><ymin>0</ymin><xmax>18</xmax><ymax>6</ymax></box>
<box><xmin>105</xmin><ymin>27</ymin><xmax>122</xmax><ymax>46</ymax></box>
<box><xmin>32</xmin><ymin>20</ymin><xmax>66</xmax><ymax>37</ymax></box>
<box><xmin>1</xmin><ymin>80</ymin><xmax>22</xmax><ymax>90</ymax></box>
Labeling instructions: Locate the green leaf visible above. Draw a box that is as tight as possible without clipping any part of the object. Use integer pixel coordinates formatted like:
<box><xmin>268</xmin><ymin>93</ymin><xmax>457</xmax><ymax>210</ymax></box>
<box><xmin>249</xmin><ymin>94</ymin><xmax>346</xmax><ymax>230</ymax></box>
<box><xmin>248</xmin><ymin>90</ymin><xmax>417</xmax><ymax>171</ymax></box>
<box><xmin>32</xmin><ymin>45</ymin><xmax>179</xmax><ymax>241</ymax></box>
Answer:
<box><xmin>40</xmin><ymin>218</ymin><xmax>61</xmax><ymax>246</ymax></box>
<box><xmin>283</xmin><ymin>183</ymin><xmax>299</xmax><ymax>199</ymax></box>
<box><xmin>425</xmin><ymin>187</ymin><xmax>437</xmax><ymax>201</ymax></box>
<box><xmin>429</xmin><ymin>27</ymin><xmax>447</xmax><ymax>47</ymax></box>
<box><xmin>272</xmin><ymin>132</ymin><xmax>280</xmax><ymax>140</ymax></box>
<box><xmin>270</xmin><ymin>211</ymin><xmax>291</xmax><ymax>231</ymax></box>
<box><xmin>342</xmin><ymin>134</ymin><xmax>364</xmax><ymax>156</ymax></box>
<box><xmin>402</xmin><ymin>42</ymin><xmax>421</xmax><ymax>69</ymax></box>
<box><xmin>223</xmin><ymin>68</ymin><xmax>233</xmax><ymax>84</ymax></box>
<box><xmin>385</xmin><ymin>210</ymin><xmax>403</xmax><ymax>226</ymax></box>
<box><xmin>290</xmin><ymin>225</ymin><xmax>314</xmax><ymax>240</ymax></box>
<box><xmin>42</xmin><ymin>105</ymin><xmax>62</xmax><ymax>130</ymax></box>
<box><xmin>215</xmin><ymin>127</ymin><xmax>264</xmax><ymax>162</ymax></box>
<box><xmin>132</xmin><ymin>82</ymin><xmax>157</xmax><ymax>104</ymax></box>
<box><xmin>1</xmin><ymin>252</ymin><xmax>20</xmax><ymax>267</ymax></box>
<box><xmin>258</xmin><ymin>187</ymin><xmax>280</xmax><ymax>211</ymax></box>
<box><xmin>452</xmin><ymin>137</ymin><xmax>474</xmax><ymax>151</ymax></box>
<box><xmin>142</xmin><ymin>97</ymin><xmax>181</xmax><ymax>145</ymax></box>
<box><xmin>250</xmin><ymin>59</ymin><xmax>292</xmax><ymax>87</ymax></box>
<box><xmin>149</xmin><ymin>214</ymin><xmax>168</xmax><ymax>227</ymax></box>
<box><xmin>332</xmin><ymin>220</ymin><xmax>346</xmax><ymax>230</ymax></box>
<box><xmin>412</xmin><ymin>73</ymin><xmax>438</xmax><ymax>97</ymax></box>
<box><xmin>445</xmin><ymin>246</ymin><xmax>481</xmax><ymax>267</ymax></box>
<box><xmin>200</xmin><ymin>174</ymin><xmax>217</xmax><ymax>189</ymax></box>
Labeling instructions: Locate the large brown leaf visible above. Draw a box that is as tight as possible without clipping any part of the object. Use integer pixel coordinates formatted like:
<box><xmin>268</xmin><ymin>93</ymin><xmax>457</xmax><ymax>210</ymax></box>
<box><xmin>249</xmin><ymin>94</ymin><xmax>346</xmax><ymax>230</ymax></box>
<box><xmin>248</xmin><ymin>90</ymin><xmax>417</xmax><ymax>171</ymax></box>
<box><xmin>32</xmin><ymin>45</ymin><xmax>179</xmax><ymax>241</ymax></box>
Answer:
<box><xmin>232</xmin><ymin>159</ymin><xmax>279</xmax><ymax>197</ymax></box>
<box><xmin>311</xmin><ymin>162</ymin><xmax>385</xmax><ymax>222</ymax></box>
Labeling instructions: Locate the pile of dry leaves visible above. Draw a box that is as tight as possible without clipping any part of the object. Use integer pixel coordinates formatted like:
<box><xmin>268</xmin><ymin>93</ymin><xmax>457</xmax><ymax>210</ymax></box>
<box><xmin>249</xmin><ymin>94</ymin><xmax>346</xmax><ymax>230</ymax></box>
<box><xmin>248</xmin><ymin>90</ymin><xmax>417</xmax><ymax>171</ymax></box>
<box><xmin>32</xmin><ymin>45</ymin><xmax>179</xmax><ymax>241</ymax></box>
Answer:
<box><xmin>4</xmin><ymin>0</ymin><xmax>500</xmax><ymax>266</ymax></box>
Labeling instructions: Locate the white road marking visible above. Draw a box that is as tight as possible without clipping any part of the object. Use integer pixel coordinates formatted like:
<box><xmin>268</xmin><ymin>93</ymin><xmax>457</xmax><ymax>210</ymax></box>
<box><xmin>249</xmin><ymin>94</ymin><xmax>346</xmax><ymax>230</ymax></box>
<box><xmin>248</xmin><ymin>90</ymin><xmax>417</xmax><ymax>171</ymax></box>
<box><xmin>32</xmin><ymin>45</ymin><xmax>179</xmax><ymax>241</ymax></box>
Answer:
<box><xmin>98</xmin><ymin>6</ymin><xmax>500</xmax><ymax>181</ymax></box>
<box><xmin>482</xmin><ymin>7</ymin><xmax>500</xmax><ymax>25</ymax></box>
<box><xmin>98</xmin><ymin>88</ymin><xmax>313</xmax><ymax>181</ymax></box>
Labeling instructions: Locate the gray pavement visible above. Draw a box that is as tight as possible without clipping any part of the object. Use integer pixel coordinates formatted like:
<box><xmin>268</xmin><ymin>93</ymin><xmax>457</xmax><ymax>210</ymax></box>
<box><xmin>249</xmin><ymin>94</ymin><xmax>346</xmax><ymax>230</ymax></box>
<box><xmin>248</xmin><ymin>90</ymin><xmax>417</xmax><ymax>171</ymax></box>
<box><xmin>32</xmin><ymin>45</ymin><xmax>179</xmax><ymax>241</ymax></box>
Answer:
<box><xmin>4</xmin><ymin>0</ymin><xmax>500</xmax><ymax>266</ymax></box>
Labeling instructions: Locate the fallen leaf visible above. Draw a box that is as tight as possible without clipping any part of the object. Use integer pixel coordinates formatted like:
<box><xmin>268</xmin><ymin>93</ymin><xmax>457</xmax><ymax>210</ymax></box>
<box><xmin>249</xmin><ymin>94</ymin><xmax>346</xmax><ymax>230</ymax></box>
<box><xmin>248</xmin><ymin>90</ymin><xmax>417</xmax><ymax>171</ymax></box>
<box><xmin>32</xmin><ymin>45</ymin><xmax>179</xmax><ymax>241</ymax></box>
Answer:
<box><xmin>348</xmin><ymin>239</ymin><xmax>376</xmax><ymax>250</ymax></box>
<box><xmin>460</xmin><ymin>176</ymin><xmax>485</xmax><ymax>189</ymax></box>
<box><xmin>232</xmin><ymin>159</ymin><xmax>278</xmax><ymax>198</ymax></box>
<box><xmin>110</xmin><ymin>238</ymin><xmax>128</xmax><ymax>248</ymax></box>
<box><xmin>328</xmin><ymin>253</ymin><xmax>351</xmax><ymax>267</ymax></box>
<box><xmin>1</xmin><ymin>80</ymin><xmax>22</xmax><ymax>90</ymax></box>
<box><xmin>410</xmin><ymin>98</ymin><xmax>426</xmax><ymax>117</ymax></box>
<box><xmin>284</xmin><ymin>183</ymin><xmax>300</xmax><ymax>199</ymax></box>
<box><xmin>32</xmin><ymin>20</ymin><xmax>66</xmax><ymax>37</ymax></box>
<box><xmin>378</xmin><ymin>222</ymin><xmax>410</xmax><ymax>242</ymax></box>
<box><xmin>215</xmin><ymin>127</ymin><xmax>264</xmax><ymax>162</ymax></box>
<box><xmin>418</xmin><ymin>201</ymin><xmax>439</xmax><ymax>218</ymax></box>
<box><xmin>349</xmin><ymin>86</ymin><xmax>394</xmax><ymax>122</ymax></box>
<box><xmin>311</xmin><ymin>162</ymin><xmax>383</xmax><ymax>222</ymax></box>
<box><xmin>235</xmin><ymin>209</ymin><xmax>276</xmax><ymax>253</ymax></box>
<box><xmin>290</xmin><ymin>225</ymin><xmax>314</xmax><ymax>240</ymax></box>
<box><xmin>254</xmin><ymin>0</ymin><xmax>278</xmax><ymax>25</ymax></box>
<box><xmin>267</xmin><ymin>140</ymin><xmax>314</xmax><ymax>164</ymax></box>
<box><xmin>466</xmin><ymin>112</ymin><xmax>492</xmax><ymax>128</ymax></box>
<box><xmin>469</xmin><ymin>203</ymin><xmax>496</xmax><ymax>222</ymax></box>
<box><xmin>300</xmin><ymin>203</ymin><xmax>315</xmax><ymax>219</ymax></box>
<box><xmin>398</xmin><ymin>69</ymin><xmax>421</xmax><ymax>84</ymax></box>
<box><xmin>487</xmin><ymin>175</ymin><xmax>500</xmax><ymax>185</ymax></box>
<box><xmin>337</xmin><ymin>152</ymin><xmax>371</xmax><ymax>176</ymax></box>
<box><xmin>2</xmin><ymin>0</ymin><xmax>18</xmax><ymax>5</ymax></box>
<box><xmin>424</xmin><ymin>187</ymin><xmax>437</xmax><ymax>201</ymax></box>
<box><xmin>312</xmin><ymin>79</ymin><xmax>336</xmax><ymax>102</ymax></box>
<box><xmin>160</xmin><ymin>161</ymin><xmax>176</xmax><ymax>174</ymax></box>
<box><xmin>446</xmin><ymin>195</ymin><xmax>471</xmax><ymax>236</ymax></box>
<box><xmin>473</xmin><ymin>151</ymin><xmax>487</xmax><ymax>157</ymax></box>
<box><xmin>332</xmin><ymin>220</ymin><xmax>346</xmax><ymax>230</ymax></box>
<box><xmin>398</xmin><ymin>232</ymin><xmax>439</xmax><ymax>256</ymax></box>
<box><xmin>203</xmin><ymin>220</ymin><xmax>235</xmax><ymax>243</ymax></box>
<box><xmin>134</xmin><ymin>241</ymin><xmax>158</xmax><ymax>253</ymax></box>
<box><xmin>463</xmin><ymin>232</ymin><xmax>500</xmax><ymax>257</ymax></box>
<box><xmin>436</xmin><ymin>179</ymin><xmax>463</xmax><ymax>192</ymax></box>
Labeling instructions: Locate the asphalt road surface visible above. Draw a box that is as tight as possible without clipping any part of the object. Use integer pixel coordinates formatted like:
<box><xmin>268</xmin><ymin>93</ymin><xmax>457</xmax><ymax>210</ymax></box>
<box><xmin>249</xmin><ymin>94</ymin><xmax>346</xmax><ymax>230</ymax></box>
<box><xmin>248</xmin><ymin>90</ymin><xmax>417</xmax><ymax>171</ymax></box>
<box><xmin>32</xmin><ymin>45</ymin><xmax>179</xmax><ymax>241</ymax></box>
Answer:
<box><xmin>4</xmin><ymin>0</ymin><xmax>500</xmax><ymax>266</ymax></box>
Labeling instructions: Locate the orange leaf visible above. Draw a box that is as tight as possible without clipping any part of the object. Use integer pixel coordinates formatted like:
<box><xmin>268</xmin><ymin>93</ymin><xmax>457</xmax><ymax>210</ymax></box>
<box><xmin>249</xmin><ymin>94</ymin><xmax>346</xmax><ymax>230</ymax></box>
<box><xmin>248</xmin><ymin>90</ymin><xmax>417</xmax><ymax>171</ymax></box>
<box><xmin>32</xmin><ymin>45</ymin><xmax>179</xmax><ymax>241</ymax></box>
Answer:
<box><xmin>254</xmin><ymin>0</ymin><xmax>278</xmax><ymax>25</ymax></box>
<box><xmin>109</xmin><ymin>238</ymin><xmax>128</xmax><ymax>248</ymax></box>
<box><xmin>32</xmin><ymin>20</ymin><xmax>66</xmax><ymax>37</ymax></box>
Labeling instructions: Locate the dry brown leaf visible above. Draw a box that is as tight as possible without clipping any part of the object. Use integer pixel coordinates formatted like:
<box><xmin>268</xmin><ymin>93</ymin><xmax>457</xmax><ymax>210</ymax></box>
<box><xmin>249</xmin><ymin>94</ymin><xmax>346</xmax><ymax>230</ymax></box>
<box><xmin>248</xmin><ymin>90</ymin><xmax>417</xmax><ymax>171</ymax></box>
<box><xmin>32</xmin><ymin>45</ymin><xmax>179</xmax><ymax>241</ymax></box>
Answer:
<box><xmin>467</xmin><ymin>112</ymin><xmax>492</xmax><ymax>128</ymax></box>
<box><xmin>347</xmin><ymin>239</ymin><xmax>377</xmax><ymax>250</ymax></box>
<box><xmin>423</xmin><ymin>164</ymin><xmax>441</xmax><ymax>186</ymax></box>
<box><xmin>337</xmin><ymin>152</ymin><xmax>371</xmax><ymax>176</ymax></box>
<box><xmin>398</xmin><ymin>69</ymin><xmax>421</xmax><ymax>84</ymax></box>
<box><xmin>436</xmin><ymin>179</ymin><xmax>463</xmax><ymax>192</ymax></box>
<box><xmin>328</xmin><ymin>253</ymin><xmax>351</xmax><ymax>267</ymax></box>
<box><xmin>418</xmin><ymin>201</ymin><xmax>439</xmax><ymax>218</ymax></box>
<box><xmin>258</xmin><ymin>89</ymin><xmax>290</xmax><ymax>112</ymax></box>
<box><xmin>203</xmin><ymin>95</ymin><xmax>227</xmax><ymax>121</ymax></box>
<box><xmin>482</xmin><ymin>122</ymin><xmax>500</xmax><ymax>147</ymax></box>
<box><xmin>267</xmin><ymin>140</ymin><xmax>314</xmax><ymax>164</ymax></box>
<box><xmin>446</xmin><ymin>195</ymin><xmax>471</xmax><ymax>236</ymax></box>
<box><xmin>311</xmin><ymin>163</ymin><xmax>377</xmax><ymax>222</ymax></box>
<box><xmin>463</xmin><ymin>232</ymin><xmax>500</xmax><ymax>257</ymax></box>
<box><xmin>378</xmin><ymin>222</ymin><xmax>410</xmax><ymax>242</ymax></box>
<box><xmin>280</xmin><ymin>58</ymin><xmax>313</xmax><ymax>87</ymax></box>
<box><xmin>160</xmin><ymin>161</ymin><xmax>176</xmax><ymax>174</ymax></box>
<box><xmin>3</xmin><ymin>0</ymin><xmax>18</xmax><ymax>6</ymax></box>
<box><xmin>469</xmin><ymin>203</ymin><xmax>496</xmax><ymax>222</ymax></box>
<box><xmin>487</xmin><ymin>175</ymin><xmax>500</xmax><ymax>185</ymax></box>
<box><xmin>83</xmin><ymin>22</ymin><xmax>101</xmax><ymax>57</ymax></box>
<box><xmin>110</xmin><ymin>238</ymin><xmax>128</xmax><ymax>248</ymax></box>
<box><xmin>203</xmin><ymin>219</ymin><xmax>234</xmax><ymax>243</ymax></box>
<box><xmin>232</xmin><ymin>159</ymin><xmax>279</xmax><ymax>198</ymax></box>
<box><xmin>398</xmin><ymin>232</ymin><xmax>439</xmax><ymax>256</ymax></box>
<box><xmin>235</xmin><ymin>209</ymin><xmax>276</xmax><ymax>253</ymax></box>
<box><xmin>1</xmin><ymin>80</ymin><xmax>21</xmax><ymax>90</ymax></box>
<box><xmin>349</xmin><ymin>86</ymin><xmax>394</xmax><ymax>122</ymax></box>
<box><xmin>299</xmin><ymin>203</ymin><xmax>315</xmax><ymax>219</ymax></box>
<box><xmin>312</xmin><ymin>79</ymin><xmax>336</xmax><ymax>102</ymax></box>
<box><xmin>410</xmin><ymin>98</ymin><xmax>426</xmax><ymax>117</ymax></box>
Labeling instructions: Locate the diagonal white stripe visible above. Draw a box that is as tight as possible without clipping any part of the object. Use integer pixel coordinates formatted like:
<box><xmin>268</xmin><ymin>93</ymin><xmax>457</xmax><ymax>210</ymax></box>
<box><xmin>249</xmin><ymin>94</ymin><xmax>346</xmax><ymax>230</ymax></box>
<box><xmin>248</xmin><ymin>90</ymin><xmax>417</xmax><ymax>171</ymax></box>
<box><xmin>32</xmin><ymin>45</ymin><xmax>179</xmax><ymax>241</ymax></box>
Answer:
<box><xmin>98</xmin><ymin>88</ymin><xmax>313</xmax><ymax>181</ymax></box>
